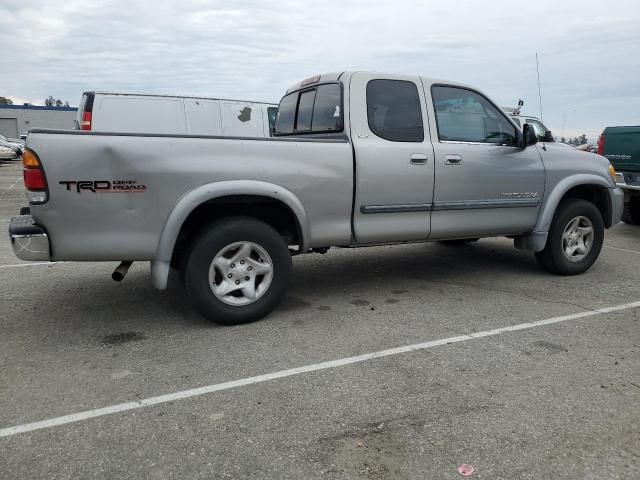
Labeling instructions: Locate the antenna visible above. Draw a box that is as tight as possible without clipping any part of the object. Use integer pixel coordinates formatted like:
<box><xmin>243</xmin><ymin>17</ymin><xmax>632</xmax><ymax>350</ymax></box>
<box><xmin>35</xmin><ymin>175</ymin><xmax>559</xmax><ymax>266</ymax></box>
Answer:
<box><xmin>536</xmin><ymin>53</ymin><xmax>544</xmax><ymax>123</ymax></box>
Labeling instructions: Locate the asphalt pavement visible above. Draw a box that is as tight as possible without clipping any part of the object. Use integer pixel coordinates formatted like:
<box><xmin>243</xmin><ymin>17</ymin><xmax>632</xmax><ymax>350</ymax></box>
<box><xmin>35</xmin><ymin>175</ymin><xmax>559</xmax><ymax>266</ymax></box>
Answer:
<box><xmin>1</xmin><ymin>160</ymin><xmax>639</xmax><ymax>479</ymax></box>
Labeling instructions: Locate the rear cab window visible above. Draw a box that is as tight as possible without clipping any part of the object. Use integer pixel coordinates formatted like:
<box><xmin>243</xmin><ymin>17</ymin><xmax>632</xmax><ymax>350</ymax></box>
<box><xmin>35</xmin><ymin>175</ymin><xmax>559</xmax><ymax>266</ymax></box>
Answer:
<box><xmin>274</xmin><ymin>83</ymin><xmax>343</xmax><ymax>136</ymax></box>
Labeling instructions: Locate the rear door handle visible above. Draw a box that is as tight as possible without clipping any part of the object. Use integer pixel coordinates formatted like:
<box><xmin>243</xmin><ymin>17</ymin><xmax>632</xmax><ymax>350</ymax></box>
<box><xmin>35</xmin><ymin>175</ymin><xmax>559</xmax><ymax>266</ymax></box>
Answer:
<box><xmin>410</xmin><ymin>153</ymin><xmax>428</xmax><ymax>165</ymax></box>
<box><xmin>445</xmin><ymin>154</ymin><xmax>463</xmax><ymax>165</ymax></box>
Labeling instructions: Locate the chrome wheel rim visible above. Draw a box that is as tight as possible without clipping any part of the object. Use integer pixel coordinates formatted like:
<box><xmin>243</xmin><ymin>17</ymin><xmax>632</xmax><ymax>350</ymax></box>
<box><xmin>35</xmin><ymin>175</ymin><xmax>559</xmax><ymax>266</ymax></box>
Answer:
<box><xmin>561</xmin><ymin>216</ymin><xmax>594</xmax><ymax>263</ymax></box>
<box><xmin>208</xmin><ymin>241</ymin><xmax>273</xmax><ymax>306</ymax></box>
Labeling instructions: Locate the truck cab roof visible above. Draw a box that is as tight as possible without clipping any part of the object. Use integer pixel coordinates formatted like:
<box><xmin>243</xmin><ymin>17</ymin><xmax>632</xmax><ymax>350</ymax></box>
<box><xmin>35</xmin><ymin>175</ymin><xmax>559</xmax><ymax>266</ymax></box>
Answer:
<box><xmin>284</xmin><ymin>71</ymin><xmax>472</xmax><ymax>95</ymax></box>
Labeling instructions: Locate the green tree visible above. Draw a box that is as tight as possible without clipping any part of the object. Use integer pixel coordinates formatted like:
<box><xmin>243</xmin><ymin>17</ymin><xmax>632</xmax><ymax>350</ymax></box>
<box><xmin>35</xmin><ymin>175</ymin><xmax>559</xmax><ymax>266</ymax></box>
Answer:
<box><xmin>0</xmin><ymin>96</ymin><xmax>13</xmax><ymax>105</ymax></box>
<box><xmin>45</xmin><ymin>96</ymin><xmax>70</xmax><ymax>107</ymax></box>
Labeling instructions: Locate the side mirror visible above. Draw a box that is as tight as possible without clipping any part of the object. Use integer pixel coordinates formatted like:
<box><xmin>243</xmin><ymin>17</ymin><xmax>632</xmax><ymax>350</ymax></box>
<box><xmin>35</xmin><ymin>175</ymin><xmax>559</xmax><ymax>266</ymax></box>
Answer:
<box><xmin>522</xmin><ymin>123</ymin><xmax>538</xmax><ymax>148</ymax></box>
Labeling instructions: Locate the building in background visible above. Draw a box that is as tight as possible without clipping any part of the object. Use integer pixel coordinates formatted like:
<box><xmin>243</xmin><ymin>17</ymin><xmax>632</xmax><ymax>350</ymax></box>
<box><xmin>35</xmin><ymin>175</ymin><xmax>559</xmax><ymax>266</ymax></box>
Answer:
<box><xmin>0</xmin><ymin>104</ymin><xmax>77</xmax><ymax>138</ymax></box>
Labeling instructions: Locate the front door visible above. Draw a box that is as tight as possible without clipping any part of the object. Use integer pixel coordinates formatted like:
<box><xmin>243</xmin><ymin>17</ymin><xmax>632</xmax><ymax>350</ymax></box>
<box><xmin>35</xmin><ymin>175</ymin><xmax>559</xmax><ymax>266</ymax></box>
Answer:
<box><xmin>351</xmin><ymin>73</ymin><xmax>435</xmax><ymax>243</ymax></box>
<box><xmin>426</xmin><ymin>83</ymin><xmax>545</xmax><ymax>239</ymax></box>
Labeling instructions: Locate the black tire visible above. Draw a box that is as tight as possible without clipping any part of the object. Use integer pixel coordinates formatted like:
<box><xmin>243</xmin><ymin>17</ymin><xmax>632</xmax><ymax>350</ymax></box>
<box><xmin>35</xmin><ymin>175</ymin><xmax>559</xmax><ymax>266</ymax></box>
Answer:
<box><xmin>438</xmin><ymin>238</ymin><xmax>479</xmax><ymax>245</ymax></box>
<box><xmin>183</xmin><ymin>217</ymin><xmax>292</xmax><ymax>325</ymax></box>
<box><xmin>622</xmin><ymin>197</ymin><xmax>640</xmax><ymax>225</ymax></box>
<box><xmin>535</xmin><ymin>199</ymin><xmax>604</xmax><ymax>275</ymax></box>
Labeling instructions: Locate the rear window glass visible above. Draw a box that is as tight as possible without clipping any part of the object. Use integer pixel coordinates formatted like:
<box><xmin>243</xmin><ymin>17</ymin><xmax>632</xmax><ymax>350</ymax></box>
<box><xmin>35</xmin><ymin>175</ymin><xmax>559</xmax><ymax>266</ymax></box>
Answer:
<box><xmin>296</xmin><ymin>90</ymin><xmax>316</xmax><ymax>131</ymax></box>
<box><xmin>312</xmin><ymin>84</ymin><xmax>342</xmax><ymax>132</ymax></box>
<box><xmin>275</xmin><ymin>94</ymin><xmax>297</xmax><ymax>134</ymax></box>
<box><xmin>274</xmin><ymin>83</ymin><xmax>343</xmax><ymax>135</ymax></box>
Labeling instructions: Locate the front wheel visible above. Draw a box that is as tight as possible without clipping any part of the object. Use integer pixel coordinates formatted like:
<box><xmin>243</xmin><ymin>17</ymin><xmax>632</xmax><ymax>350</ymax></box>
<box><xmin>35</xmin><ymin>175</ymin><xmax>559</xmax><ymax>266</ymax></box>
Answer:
<box><xmin>183</xmin><ymin>218</ymin><xmax>292</xmax><ymax>325</ymax></box>
<box><xmin>535</xmin><ymin>199</ymin><xmax>604</xmax><ymax>275</ymax></box>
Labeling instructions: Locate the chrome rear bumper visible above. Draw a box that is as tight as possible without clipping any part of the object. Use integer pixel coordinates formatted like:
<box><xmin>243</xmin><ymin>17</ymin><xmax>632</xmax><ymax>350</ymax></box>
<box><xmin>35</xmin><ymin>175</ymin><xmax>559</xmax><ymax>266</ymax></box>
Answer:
<box><xmin>9</xmin><ymin>214</ymin><xmax>51</xmax><ymax>261</ymax></box>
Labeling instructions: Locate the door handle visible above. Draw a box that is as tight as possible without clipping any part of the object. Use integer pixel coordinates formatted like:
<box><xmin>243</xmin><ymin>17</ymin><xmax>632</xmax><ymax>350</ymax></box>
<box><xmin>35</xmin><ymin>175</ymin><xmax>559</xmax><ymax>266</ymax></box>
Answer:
<box><xmin>445</xmin><ymin>154</ymin><xmax>463</xmax><ymax>165</ymax></box>
<box><xmin>410</xmin><ymin>153</ymin><xmax>428</xmax><ymax>165</ymax></box>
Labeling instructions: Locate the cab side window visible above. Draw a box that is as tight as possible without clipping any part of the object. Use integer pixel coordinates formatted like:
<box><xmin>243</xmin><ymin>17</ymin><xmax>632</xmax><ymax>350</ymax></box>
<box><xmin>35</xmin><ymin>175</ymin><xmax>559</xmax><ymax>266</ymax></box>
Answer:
<box><xmin>366</xmin><ymin>79</ymin><xmax>424</xmax><ymax>142</ymax></box>
<box><xmin>432</xmin><ymin>86</ymin><xmax>517</xmax><ymax>145</ymax></box>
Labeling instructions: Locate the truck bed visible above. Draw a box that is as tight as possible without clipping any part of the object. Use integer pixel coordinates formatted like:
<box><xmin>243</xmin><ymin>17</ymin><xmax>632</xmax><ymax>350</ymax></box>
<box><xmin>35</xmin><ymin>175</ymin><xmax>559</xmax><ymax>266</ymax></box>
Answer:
<box><xmin>26</xmin><ymin>129</ymin><xmax>354</xmax><ymax>260</ymax></box>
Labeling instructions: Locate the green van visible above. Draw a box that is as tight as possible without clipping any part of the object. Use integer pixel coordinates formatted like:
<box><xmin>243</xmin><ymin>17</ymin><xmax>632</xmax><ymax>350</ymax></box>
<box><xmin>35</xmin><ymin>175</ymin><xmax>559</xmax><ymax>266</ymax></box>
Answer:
<box><xmin>598</xmin><ymin>126</ymin><xmax>640</xmax><ymax>224</ymax></box>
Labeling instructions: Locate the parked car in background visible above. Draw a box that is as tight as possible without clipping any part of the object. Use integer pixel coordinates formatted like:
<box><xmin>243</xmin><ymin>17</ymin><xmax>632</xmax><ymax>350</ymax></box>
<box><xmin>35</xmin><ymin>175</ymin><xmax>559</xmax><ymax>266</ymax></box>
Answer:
<box><xmin>0</xmin><ymin>133</ymin><xmax>25</xmax><ymax>147</ymax></box>
<box><xmin>0</xmin><ymin>135</ymin><xmax>22</xmax><ymax>159</ymax></box>
<box><xmin>76</xmin><ymin>92</ymin><xmax>278</xmax><ymax>138</ymax></box>
<box><xmin>0</xmin><ymin>133</ymin><xmax>24</xmax><ymax>154</ymax></box>
<box><xmin>0</xmin><ymin>145</ymin><xmax>18</xmax><ymax>161</ymax></box>
<box><xmin>598</xmin><ymin>125</ymin><xmax>640</xmax><ymax>224</ymax></box>
<box><xmin>575</xmin><ymin>144</ymin><xmax>598</xmax><ymax>153</ymax></box>
<box><xmin>503</xmin><ymin>102</ymin><xmax>557</xmax><ymax>144</ymax></box>
<box><xmin>11</xmin><ymin>71</ymin><xmax>623</xmax><ymax>325</ymax></box>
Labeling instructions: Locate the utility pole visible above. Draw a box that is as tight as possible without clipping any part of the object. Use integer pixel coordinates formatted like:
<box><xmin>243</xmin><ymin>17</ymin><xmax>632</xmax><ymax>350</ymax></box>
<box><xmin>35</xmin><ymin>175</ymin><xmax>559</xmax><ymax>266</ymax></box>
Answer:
<box><xmin>536</xmin><ymin>53</ymin><xmax>543</xmax><ymax>123</ymax></box>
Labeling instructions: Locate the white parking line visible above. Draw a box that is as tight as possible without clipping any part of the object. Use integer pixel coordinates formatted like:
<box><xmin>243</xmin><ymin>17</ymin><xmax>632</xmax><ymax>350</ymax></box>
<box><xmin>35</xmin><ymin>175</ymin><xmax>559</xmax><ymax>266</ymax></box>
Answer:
<box><xmin>8</xmin><ymin>176</ymin><xmax>22</xmax><ymax>190</ymax></box>
<box><xmin>0</xmin><ymin>262</ymin><xmax>59</xmax><ymax>269</ymax></box>
<box><xmin>1</xmin><ymin>300</ymin><xmax>639</xmax><ymax>438</ymax></box>
<box><xmin>604</xmin><ymin>245</ymin><xmax>640</xmax><ymax>255</ymax></box>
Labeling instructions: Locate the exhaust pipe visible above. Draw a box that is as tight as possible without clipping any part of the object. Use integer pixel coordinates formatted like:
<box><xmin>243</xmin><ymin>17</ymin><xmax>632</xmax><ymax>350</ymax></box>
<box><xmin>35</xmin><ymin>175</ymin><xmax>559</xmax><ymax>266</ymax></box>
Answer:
<box><xmin>112</xmin><ymin>261</ymin><xmax>133</xmax><ymax>282</ymax></box>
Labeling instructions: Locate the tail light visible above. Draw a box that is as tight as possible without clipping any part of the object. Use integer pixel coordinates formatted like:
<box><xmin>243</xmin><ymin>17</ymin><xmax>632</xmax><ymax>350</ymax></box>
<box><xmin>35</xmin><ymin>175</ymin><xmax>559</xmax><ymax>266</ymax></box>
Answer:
<box><xmin>22</xmin><ymin>149</ymin><xmax>48</xmax><ymax>204</ymax></box>
<box><xmin>597</xmin><ymin>134</ymin><xmax>606</xmax><ymax>156</ymax></box>
<box><xmin>80</xmin><ymin>111</ymin><xmax>92</xmax><ymax>130</ymax></box>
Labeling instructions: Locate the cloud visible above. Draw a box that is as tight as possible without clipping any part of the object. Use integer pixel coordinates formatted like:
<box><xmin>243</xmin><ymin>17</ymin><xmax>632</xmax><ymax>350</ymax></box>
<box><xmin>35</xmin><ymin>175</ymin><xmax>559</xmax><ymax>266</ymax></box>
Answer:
<box><xmin>1</xmin><ymin>0</ymin><xmax>638</xmax><ymax>140</ymax></box>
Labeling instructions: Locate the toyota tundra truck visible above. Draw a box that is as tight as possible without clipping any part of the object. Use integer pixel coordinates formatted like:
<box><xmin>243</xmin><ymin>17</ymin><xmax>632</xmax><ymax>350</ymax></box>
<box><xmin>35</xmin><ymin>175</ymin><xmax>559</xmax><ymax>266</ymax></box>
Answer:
<box><xmin>9</xmin><ymin>72</ymin><xmax>624</xmax><ymax>325</ymax></box>
<box><xmin>598</xmin><ymin>125</ymin><xmax>640</xmax><ymax>224</ymax></box>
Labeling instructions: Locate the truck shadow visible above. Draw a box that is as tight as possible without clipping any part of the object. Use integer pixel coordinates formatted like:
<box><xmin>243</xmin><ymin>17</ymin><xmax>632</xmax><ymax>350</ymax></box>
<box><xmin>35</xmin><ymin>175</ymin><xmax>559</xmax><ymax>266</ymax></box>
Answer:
<box><xmin>19</xmin><ymin>239</ymin><xmax>575</xmax><ymax>332</ymax></box>
<box><xmin>287</xmin><ymin>240</ymin><xmax>543</xmax><ymax>300</ymax></box>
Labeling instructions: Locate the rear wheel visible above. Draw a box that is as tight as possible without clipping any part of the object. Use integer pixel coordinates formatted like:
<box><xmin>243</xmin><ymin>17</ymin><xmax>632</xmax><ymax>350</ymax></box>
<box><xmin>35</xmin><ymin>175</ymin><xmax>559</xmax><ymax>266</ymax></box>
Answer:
<box><xmin>622</xmin><ymin>197</ymin><xmax>640</xmax><ymax>225</ymax></box>
<box><xmin>183</xmin><ymin>217</ymin><xmax>292</xmax><ymax>325</ymax></box>
<box><xmin>535</xmin><ymin>199</ymin><xmax>604</xmax><ymax>275</ymax></box>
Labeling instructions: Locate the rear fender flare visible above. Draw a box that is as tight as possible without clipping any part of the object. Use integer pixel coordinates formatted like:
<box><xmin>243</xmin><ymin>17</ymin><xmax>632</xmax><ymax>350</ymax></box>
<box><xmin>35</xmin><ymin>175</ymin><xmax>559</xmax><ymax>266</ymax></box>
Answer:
<box><xmin>151</xmin><ymin>181</ymin><xmax>310</xmax><ymax>289</ymax></box>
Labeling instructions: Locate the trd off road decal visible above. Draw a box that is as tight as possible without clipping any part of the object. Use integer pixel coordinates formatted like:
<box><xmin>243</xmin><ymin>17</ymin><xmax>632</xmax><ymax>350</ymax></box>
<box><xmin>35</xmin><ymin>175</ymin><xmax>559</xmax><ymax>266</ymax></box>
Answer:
<box><xmin>59</xmin><ymin>180</ymin><xmax>147</xmax><ymax>193</ymax></box>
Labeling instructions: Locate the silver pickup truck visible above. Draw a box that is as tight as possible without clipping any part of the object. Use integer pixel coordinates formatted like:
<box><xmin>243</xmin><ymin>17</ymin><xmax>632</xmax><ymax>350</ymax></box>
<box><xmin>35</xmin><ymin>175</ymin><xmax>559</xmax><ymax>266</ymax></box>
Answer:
<box><xmin>10</xmin><ymin>72</ymin><xmax>624</xmax><ymax>325</ymax></box>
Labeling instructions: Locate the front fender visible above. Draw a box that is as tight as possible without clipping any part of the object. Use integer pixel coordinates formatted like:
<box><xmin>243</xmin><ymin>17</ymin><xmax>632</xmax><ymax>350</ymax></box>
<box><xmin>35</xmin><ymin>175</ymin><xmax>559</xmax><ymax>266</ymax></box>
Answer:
<box><xmin>151</xmin><ymin>180</ymin><xmax>310</xmax><ymax>289</ymax></box>
<box><xmin>536</xmin><ymin>174</ymin><xmax>613</xmax><ymax>232</ymax></box>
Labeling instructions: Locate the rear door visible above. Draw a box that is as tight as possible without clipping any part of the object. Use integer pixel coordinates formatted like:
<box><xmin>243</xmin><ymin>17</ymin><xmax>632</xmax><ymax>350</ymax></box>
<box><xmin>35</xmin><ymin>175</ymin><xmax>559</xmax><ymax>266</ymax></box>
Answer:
<box><xmin>350</xmin><ymin>72</ymin><xmax>435</xmax><ymax>243</ymax></box>
<box><xmin>427</xmin><ymin>83</ymin><xmax>545</xmax><ymax>239</ymax></box>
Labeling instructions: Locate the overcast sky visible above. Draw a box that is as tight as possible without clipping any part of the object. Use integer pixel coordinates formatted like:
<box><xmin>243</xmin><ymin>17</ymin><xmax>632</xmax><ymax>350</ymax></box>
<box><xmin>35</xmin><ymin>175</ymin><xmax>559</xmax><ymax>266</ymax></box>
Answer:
<box><xmin>1</xmin><ymin>0</ymin><xmax>638</xmax><ymax>140</ymax></box>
